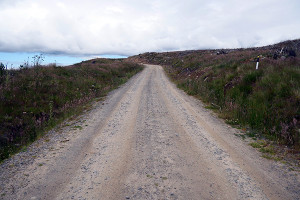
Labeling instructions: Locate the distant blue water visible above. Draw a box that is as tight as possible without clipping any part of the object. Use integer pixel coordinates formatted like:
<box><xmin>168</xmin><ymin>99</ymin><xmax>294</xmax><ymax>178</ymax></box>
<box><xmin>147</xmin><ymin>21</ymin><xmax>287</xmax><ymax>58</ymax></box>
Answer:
<box><xmin>0</xmin><ymin>52</ymin><xmax>128</xmax><ymax>69</ymax></box>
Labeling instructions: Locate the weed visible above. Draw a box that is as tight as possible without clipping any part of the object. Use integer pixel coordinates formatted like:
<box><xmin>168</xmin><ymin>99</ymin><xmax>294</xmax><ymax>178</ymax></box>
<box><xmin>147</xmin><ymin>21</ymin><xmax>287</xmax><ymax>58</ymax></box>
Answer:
<box><xmin>246</xmin><ymin>132</ymin><xmax>258</xmax><ymax>139</ymax></box>
<box><xmin>204</xmin><ymin>105</ymin><xmax>217</xmax><ymax>110</ymax></box>
<box><xmin>249</xmin><ymin>142</ymin><xmax>261</xmax><ymax>148</ymax></box>
<box><xmin>21</xmin><ymin>146</ymin><xmax>28</xmax><ymax>152</ymax></box>
<box><xmin>262</xmin><ymin>154</ymin><xmax>273</xmax><ymax>160</ymax></box>
<box><xmin>73</xmin><ymin>126</ymin><xmax>83</xmax><ymax>130</ymax></box>
<box><xmin>262</xmin><ymin>154</ymin><xmax>272</xmax><ymax>160</ymax></box>
<box><xmin>273</xmin><ymin>156</ymin><xmax>283</xmax><ymax>161</ymax></box>
<box><xmin>259</xmin><ymin>145</ymin><xmax>275</xmax><ymax>154</ymax></box>
<box><xmin>234</xmin><ymin>133</ymin><xmax>246</xmax><ymax>140</ymax></box>
<box><xmin>225</xmin><ymin>118</ymin><xmax>239</xmax><ymax>125</ymax></box>
<box><xmin>280</xmin><ymin>160</ymin><xmax>288</xmax><ymax>165</ymax></box>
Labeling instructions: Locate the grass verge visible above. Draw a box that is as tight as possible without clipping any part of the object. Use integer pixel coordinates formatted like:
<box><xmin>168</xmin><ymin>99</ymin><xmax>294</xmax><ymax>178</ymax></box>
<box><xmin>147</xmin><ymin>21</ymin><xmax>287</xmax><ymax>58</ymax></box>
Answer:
<box><xmin>130</xmin><ymin>39</ymin><xmax>300</xmax><ymax>151</ymax></box>
<box><xmin>0</xmin><ymin>58</ymin><xmax>143</xmax><ymax>162</ymax></box>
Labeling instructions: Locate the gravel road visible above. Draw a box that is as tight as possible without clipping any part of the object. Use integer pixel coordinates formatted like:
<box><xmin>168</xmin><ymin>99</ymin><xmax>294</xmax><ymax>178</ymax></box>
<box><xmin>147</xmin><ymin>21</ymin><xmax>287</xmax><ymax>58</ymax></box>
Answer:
<box><xmin>0</xmin><ymin>64</ymin><xmax>299</xmax><ymax>200</ymax></box>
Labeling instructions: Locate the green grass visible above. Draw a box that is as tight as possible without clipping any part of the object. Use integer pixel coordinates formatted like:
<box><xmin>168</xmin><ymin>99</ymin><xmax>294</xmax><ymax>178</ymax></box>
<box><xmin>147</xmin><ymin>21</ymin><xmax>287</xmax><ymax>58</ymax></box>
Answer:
<box><xmin>249</xmin><ymin>142</ymin><xmax>262</xmax><ymax>148</ymax></box>
<box><xmin>262</xmin><ymin>154</ymin><xmax>282</xmax><ymax>161</ymax></box>
<box><xmin>0</xmin><ymin>59</ymin><xmax>143</xmax><ymax>162</ymax></box>
<box><xmin>134</xmin><ymin>43</ymin><xmax>300</xmax><ymax>149</ymax></box>
<box><xmin>133</xmin><ymin>42</ymin><xmax>300</xmax><ymax>149</ymax></box>
<box><xmin>259</xmin><ymin>145</ymin><xmax>275</xmax><ymax>154</ymax></box>
<box><xmin>73</xmin><ymin>125</ymin><xmax>83</xmax><ymax>130</ymax></box>
<box><xmin>261</xmin><ymin>154</ymin><xmax>273</xmax><ymax>160</ymax></box>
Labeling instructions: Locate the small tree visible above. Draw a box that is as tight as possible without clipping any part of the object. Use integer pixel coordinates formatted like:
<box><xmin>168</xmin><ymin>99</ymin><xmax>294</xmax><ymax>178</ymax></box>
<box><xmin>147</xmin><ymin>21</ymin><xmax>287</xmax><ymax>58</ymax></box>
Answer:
<box><xmin>0</xmin><ymin>63</ymin><xmax>5</xmax><ymax>76</ymax></box>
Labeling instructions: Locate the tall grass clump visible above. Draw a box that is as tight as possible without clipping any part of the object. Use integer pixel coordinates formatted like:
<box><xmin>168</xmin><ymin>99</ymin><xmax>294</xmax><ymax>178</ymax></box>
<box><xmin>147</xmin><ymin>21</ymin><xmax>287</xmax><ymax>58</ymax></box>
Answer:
<box><xmin>178</xmin><ymin>61</ymin><xmax>299</xmax><ymax>147</ymax></box>
<box><xmin>0</xmin><ymin>59</ymin><xmax>143</xmax><ymax>161</ymax></box>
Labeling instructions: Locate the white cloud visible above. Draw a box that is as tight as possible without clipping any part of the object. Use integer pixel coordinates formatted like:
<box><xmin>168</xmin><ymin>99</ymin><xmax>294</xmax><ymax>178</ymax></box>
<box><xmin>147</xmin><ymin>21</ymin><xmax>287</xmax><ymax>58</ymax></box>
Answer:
<box><xmin>0</xmin><ymin>0</ymin><xmax>299</xmax><ymax>56</ymax></box>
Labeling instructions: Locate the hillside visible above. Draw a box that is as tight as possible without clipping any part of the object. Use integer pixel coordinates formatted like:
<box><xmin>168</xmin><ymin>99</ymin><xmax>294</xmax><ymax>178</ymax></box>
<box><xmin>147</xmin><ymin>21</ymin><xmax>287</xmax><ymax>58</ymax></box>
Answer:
<box><xmin>0</xmin><ymin>59</ymin><xmax>143</xmax><ymax>161</ymax></box>
<box><xmin>128</xmin><ymin>39</ymin><xmax>300</xmax><ymax>150</ymax></box>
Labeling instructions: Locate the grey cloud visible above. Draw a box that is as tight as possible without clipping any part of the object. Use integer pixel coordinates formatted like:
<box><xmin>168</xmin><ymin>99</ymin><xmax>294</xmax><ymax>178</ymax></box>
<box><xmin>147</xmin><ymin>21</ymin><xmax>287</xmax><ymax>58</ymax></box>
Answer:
<box><xmin>0</xmin><ymin>0</ymin><xmax>299</xmax><ymax>56</ymax></box>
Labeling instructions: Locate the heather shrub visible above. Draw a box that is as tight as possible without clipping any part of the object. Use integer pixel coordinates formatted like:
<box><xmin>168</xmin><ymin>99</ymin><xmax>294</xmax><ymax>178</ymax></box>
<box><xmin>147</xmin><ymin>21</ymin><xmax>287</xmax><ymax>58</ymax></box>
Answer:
<box><xmin>0</xmin><ymin>59</ymin><xmax>143</xmax><ymax>161</ymax></box>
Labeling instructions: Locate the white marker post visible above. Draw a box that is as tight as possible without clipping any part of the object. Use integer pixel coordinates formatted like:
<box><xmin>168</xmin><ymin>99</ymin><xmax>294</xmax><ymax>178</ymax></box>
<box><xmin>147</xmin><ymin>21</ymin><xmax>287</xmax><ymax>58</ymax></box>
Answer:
<box><xmin>256</xmin><ymin>56</ymin><xmax>259</xmax><ymax>70</ymax></box>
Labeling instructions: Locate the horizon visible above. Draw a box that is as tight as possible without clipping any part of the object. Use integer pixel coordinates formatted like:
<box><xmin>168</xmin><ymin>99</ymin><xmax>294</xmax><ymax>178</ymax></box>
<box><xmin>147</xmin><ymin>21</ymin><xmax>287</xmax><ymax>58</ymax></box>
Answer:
<box><xmin>1</xmin><ymin>38</ymin><xmax>299</xmax><ymax>68</ymax></box>
<box><xmin>0</xmin><ymin>0</ymin><xmax>299</xmax><ymax>61</ymax></box>
<box><xmin>0</xmin><ymin>52</ymin><xmax>128</xmax><ymax>68</ymax></box>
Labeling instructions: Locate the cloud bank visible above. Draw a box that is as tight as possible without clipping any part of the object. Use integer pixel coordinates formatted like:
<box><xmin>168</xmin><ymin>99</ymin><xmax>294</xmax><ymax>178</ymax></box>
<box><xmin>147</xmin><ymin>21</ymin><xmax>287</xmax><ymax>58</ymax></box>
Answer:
<box><xmin>0</xmin><ymin>0</ymin><xmax>299</xmax><ymax>56</ymax></box>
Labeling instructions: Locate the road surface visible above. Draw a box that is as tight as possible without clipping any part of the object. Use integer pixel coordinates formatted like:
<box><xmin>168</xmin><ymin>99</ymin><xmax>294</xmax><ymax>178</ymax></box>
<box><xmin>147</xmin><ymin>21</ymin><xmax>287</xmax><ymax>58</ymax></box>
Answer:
<box><xmin>0</xmin><ymin>64</ymin><xmax>299</xmax><ymax>200</ymax></box>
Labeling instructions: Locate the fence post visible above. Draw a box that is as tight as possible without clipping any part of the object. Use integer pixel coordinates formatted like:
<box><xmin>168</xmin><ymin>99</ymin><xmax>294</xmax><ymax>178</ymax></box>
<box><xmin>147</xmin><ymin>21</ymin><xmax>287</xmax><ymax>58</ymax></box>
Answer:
<box><xmin>256</xmin><ymin>56</ymin><xmax>260</xmax><ymax>70</ymax></box>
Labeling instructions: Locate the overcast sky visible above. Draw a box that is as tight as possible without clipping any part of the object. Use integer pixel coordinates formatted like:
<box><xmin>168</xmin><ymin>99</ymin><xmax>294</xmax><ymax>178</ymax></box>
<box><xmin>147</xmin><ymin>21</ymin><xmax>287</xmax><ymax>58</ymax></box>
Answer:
<box><xmin>0</xmin><ymin>0</ymin><xmax>299</xmax><ymax>57</ymax></box>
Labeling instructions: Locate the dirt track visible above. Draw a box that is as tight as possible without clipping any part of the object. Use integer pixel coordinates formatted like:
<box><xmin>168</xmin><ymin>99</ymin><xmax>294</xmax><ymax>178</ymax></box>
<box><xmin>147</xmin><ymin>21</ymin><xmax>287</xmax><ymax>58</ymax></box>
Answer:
<box><xmin>0</xmin><ymin>64</ymin><xmax>299</xmax><ymax>200</ymax></box>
